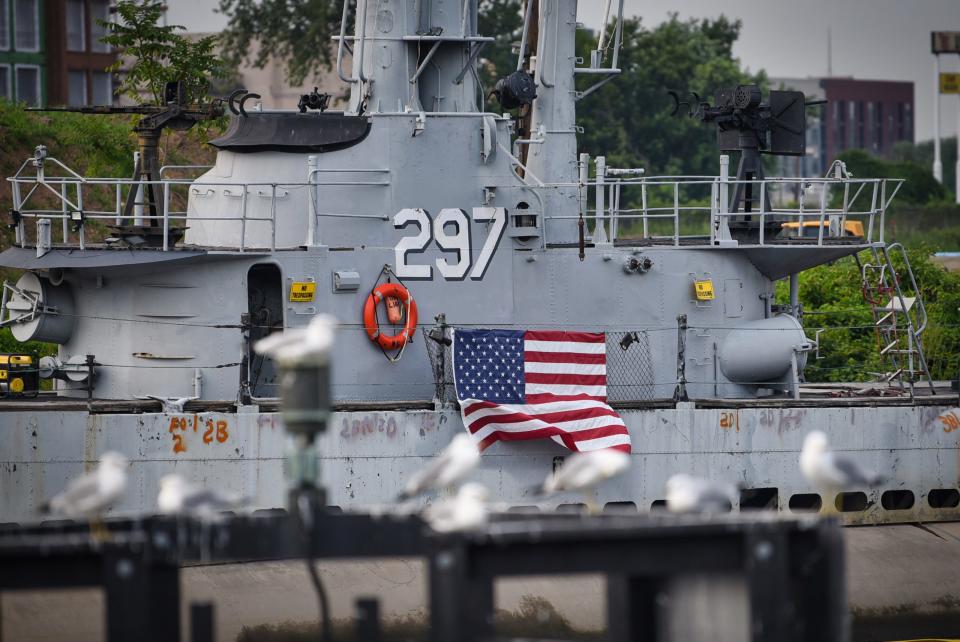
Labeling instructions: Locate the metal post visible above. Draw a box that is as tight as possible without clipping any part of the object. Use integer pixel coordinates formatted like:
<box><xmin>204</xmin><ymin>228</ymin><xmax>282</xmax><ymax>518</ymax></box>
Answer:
<box><xmin>595</xmin><ymin>156</ymin><xmax>607</xmax><ymax>244</ymax></box>
<box><xmin>307</xmin><ymin>156</ymin><xmax>319</xmax><ymax>247</ymax></box>
<box><xmin>162</xmin><ymin>181</ymin><xmax>169</xmax><ymax>251</ymax></box>
<box><xmin>60</xmin><ymin>183</ymin><xmax>69</xmax><ymax>242</ymax></box>
<box><xmin>133</xmin><ymin>151</ymin><xmax>145</xmax><ymax>226</ymax></box>
<box><xmin>956</xmin><ymin>93</ymin><xmax>960</xmax><ymax>204</ymax></box>
<box><xmin>790</xmin><ymin>273</ymin><xmax>800</xmax><ymax>318</ymax></box>
<box><xmin>934</xmin><ymin>54</ymin><xmax>943</xmax><ymax>183</ymax></box>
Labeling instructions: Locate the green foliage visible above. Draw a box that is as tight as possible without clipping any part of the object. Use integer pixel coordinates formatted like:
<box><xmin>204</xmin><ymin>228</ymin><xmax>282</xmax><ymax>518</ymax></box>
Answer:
<box><xmin>100</xmin><ymin>1</ymin><xmax>226</xmax><ymax>105</ymax></box>
<box><xmin>837</xmin><ymin>149</ymin><xmax>946</xmax><ymax>205</ymax></box>
<box><xmin>219</xmin><ymin>0</ymin><xmax>344</xmax><ymax>87</ymax></box>
<box><xmin>477</xmin><ymin>0</ymin><xmax>524</xmax><ymax>91</ymax></box>
<box><xmin>793</xmin><ymin>249</ymin><xmax>960</xmax><ymax>383</ymax></box>
<box><xmin>574</xmin><ymin>14</ymin><xmax>765</xmax><ymax>177</ymax></box>
<box><xmin>893</xmin><ymin>136</ymin><xmax>958</xmax><ymax>199</ymax></box>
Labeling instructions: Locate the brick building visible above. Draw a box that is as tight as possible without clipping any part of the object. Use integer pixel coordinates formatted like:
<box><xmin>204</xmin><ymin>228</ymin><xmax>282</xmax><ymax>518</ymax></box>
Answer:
<box><xmin>0</xmin><ymin>0</ymin><xmax>46</xmax><ymax>106</ymax></box>
<box><xmin>773</xmin><ymin>76</ymin><xmax>915</xmax><ymax>177</ymax></box>
<box><xmin>46</xmin><ymin>0</ymin><xmax>115</xmax><ymax>106</ymax></box>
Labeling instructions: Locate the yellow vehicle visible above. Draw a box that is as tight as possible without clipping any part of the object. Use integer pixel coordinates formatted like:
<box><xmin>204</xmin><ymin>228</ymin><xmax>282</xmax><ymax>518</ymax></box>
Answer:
<box><xmin>778</xmin><ymin>219</ymin><xmax>865</xmax><ymax>239</ymax></box>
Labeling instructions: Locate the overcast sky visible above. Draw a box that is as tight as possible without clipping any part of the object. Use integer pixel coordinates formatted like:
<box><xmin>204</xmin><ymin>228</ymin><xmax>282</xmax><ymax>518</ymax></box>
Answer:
<box><xmin>168</xmin><ymin>0</ymin><xmax>959</xmax><ymax>144</ymax></box>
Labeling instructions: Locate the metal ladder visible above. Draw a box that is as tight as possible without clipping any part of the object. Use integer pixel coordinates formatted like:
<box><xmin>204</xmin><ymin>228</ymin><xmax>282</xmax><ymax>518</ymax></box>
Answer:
<box><xmin>856</xmin><ymin>243</ymin><xmax>935</xmax><ymax>395</ymax></box>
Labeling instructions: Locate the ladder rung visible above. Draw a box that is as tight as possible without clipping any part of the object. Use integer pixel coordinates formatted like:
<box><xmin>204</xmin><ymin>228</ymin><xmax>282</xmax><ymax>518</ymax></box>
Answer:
<box><xmin>876</xmin><ymin>311</ymin><xmax>894</xmax><ymax>325</ymax></box>
<box><xmin>881</xmin><ymin>341</ymin><xmax>899</xmax><ymax>355</ymax></box>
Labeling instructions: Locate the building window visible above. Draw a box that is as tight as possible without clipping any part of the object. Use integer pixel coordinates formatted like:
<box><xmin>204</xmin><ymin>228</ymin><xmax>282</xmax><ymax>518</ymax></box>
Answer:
<box><xmin>875</xmin><ymin>102</ymin><xmax>884</xmax><ymax>152</ymax></box>
<box><xmin>14</xmin><ymin>0</ymin><xmax>39</xmax><ymax>52</ymax></box>
<box><xmin>66</xmin><ymin>0</ymin><xmax>85</xmax><ymax>52</ymax></box>
<box><xmin>91</xmin><ymin>71</ymin><xmax>111</xmax><ymax>105</ymax></box>
<box><xmin>0</xmin><ymin>0</ymin><xmax>9</xmax><ymax>51</ymax></box>
<box><xmin>68</xmin><ymin>70</ymin><xmax>87</xmax><ymax>106</ymax></box>
<box><xmin>90</xmin><ymin>0</ymin><xmax>110</xmax><ymax>52</ymax></box>
<box><xmin>834</xmin><ymin>100</ymin><xmax>845</xmax><ymax>153</ymax></box>
<box><xmin>15</xmin><ymin>64</ymin><xmax>40</xmax><ymax>106</ymax></box>
<box><xmin>0</xmin><ymin>65</ymin><xmax>10</xmax><ymax>99</ymax></box>
<box><xmin>848</xmin><ymin>101</ymin><xmax>857</xmax><ymax>149</ymax></box>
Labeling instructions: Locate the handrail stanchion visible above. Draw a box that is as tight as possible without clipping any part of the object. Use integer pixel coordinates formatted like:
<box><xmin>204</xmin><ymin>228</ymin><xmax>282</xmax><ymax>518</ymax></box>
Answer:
<box><xmin>114</xmin><ymin>182</ymin><xmax>122</xmax><ymax>226</ymax></box>
<box><xmin>60</xmin><ymin>182</ymin><xmax>70</xmax><ymax>243</ymax></box>
<box><xmin>709</xmin><ymin>181</ymin><xmax>717</xmax><ymax>245</ymax></box>
<box><xmin>877</xmin><ymin>180</ymin><xmax>887</xmax><ymax>245</ymax></box>
<box><xmin>641</xmin><ymin>179</ymin><xmax>648</xmax><ymax>239</ymax></box>
<box><xmin>77</xmin><ymin>181</ymin><xmax>85</xmax><ymax>251</ymax></box>
<box><xmin>817</xmin><ymin>178</ymin><xmax>827</xmax><ymax>247</ymax></box>
<box><xmin>759</xmin><ymin>180</ymin><xmax>767</xmax><ymax>245</ymax></box>
<box><xmin>270</xmin><ymin>184</ymin><xmax>277</xmax><ymax>252</ymax></box>
<box><xmin>239</xmin><ymin>184</ymin><xmax>247</xmax><ymax>252</ymax></box>
<box><xmin>162</xmin><ymin>181</ymin><xmax>170</xmax><ymax>252</ymax></box>
<box><xmin>673</xmin><ymin>181</ymin><xmax>679</xmax><ymax>246</ymax></box>
<box><xmin>595</xmin><ymin>156</ymin><xmax>607</xmax><ymax>244</ymax></box>
<box><xmin>307</xmin><ymin>156</ymin><xmax>319</xmax><ymax>247</ymax></box>
<box><xmin>12</xmin><ymin>179</ymin><xmax>23</xmax><ymax>247</ymax></box>
<box><xmin>840</xmin><ymin>178</ymin><xmax>850</xmax><ymax>239</ymax></box>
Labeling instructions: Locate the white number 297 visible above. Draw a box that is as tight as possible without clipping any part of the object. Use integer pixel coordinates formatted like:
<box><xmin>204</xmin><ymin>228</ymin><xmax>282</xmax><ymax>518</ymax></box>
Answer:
<box><xmin>393</xmin><ymin>207</ymin><xmax>505</xmax><ymax>280</ymax></box>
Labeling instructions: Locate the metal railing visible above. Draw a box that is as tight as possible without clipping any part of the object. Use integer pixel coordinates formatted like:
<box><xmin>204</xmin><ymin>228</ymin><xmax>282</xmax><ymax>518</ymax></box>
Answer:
<box><xmin>547</xmin><ymin>155</ymin><xmax>904</xmax><ymax>248</ymax></box>
<box><xmin>6</xmin><ymin>153</ymin><xmax>390</xmax><ymax>253</ymax></box>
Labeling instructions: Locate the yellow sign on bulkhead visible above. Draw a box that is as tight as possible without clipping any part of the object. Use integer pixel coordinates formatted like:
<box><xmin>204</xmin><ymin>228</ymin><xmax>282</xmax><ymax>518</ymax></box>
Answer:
<box><xmin>289</xmin><ymin>281</ymin><xmax>317</xmax><ymax>302</ymax></box>
<box><xmin>940</xmin><ymin>73</ymin><xmax>960</xmax><ymax>95</ymax></box>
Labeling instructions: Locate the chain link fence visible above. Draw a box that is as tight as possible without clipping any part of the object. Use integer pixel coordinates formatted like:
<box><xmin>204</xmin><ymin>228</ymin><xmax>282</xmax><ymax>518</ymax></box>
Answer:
<box><xmin>425</xmin><ymin>327</ymin><xmax>662</xmax><ymax>405</ymax></box>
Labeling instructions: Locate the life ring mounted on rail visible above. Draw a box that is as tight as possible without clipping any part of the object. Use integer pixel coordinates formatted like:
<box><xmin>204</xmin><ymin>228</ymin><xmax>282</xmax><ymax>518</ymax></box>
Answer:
<box><xmin>363</xmin><ymin>281</ymin><xmax>418</xmax><ymax>354</ymax></box>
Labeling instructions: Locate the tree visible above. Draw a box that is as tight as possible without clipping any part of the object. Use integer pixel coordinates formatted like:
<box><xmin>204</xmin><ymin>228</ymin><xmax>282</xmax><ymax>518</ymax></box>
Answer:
<box><xmin>837</xmin><ymin>149</ymin><xmax>946</xmax><ymax>205</ymax></box>
<box><xmin>218</xmin><ymin>0</ymin><xmax>344</xmax><ymax>87</ymax></box>
<box><xmin>574</xmin><ymin>14</ymin><xmax>765</xmax><ymax>177</ymax></box>
<box><xmin>100</xmin><ymin>1</ymin><xmax>225</xmax><ymax>105</ymax></box>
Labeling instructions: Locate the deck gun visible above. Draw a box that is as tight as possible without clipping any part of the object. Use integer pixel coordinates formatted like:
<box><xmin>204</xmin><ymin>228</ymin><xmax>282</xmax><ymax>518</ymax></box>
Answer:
<box><xmin>28</xmin><ymin>80</ymin><xmax>228</xmax><ymax>246</ymax></box>
<box><xmin>669</xmin><ymin>85</ymin><xmax>826</xmax><ymax>242</ymax></box>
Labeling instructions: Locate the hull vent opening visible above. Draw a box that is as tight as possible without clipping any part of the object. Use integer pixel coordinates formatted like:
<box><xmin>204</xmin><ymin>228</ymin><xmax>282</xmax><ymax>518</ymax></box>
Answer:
<box><xmin>836</xmin><ymin>492</ymin><xmax>869</xmax><ymax>512</ymax></box>
<box><xmin>788</xmin><ymin>493</ymin><xmax>822</xmax><ymax>512</ymax></box>
<box><xmin>928</xmin><ymin>489</ymin><xmax>960</xmax><ymax>509</ymax></box>
<box><xmin>880</xmin><ymin>490</ymin><xmax>915</xmax><ymax>511</ymax></box>
<box><xmin>740</xmin><ymin>487</ymin><xmax>779</xmax><ymax>511</ymax></box>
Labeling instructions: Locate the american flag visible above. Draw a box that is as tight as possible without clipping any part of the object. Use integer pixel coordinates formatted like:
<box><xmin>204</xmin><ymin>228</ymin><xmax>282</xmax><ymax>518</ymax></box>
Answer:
<box><xmin>453</xmin><ymin>329</ymin><xmax>631</xmax><ymax>453</ymax></box>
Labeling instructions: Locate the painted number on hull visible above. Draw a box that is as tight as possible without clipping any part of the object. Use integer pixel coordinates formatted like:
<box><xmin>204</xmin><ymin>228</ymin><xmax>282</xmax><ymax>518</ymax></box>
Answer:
<box><xmin>393</xmin><ymin>207</ymin><xmax>506</xmax><ymax>280</ymax></box>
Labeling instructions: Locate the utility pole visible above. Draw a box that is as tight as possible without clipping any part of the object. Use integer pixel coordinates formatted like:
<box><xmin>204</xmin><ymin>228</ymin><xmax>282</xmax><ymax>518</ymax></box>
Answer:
<box><xmin>934</xmin><ymin>53</ymin><xmax>943</xmax><ymax>183</ymax></box>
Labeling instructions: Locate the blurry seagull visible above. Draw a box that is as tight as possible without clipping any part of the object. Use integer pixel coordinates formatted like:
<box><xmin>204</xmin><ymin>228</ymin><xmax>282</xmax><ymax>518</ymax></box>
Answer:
<box><xmin>43</xmin><ymin>451</ymin><xmax>129</xmax><ymax>520</ymax></box>
<box><xmin>665</xmin><ymin>473</ymin><xmax>737</xmax><ymax>514</ymax></box>
<box><xmin>157</xmin><ymin>474</ymin><xmax>246</xmax><ymax>520</ymax></box>
<box><xmin>538</xmin><ymin>449</ymin><xmax>630</xmax><ymax>496</ymax></box>
<box><xmin>398</xmin><ymin>433</ymin><xmax>480</xmax><ymax>500</ymax></box>
<box><xmin>138</xmin><ymin>395</ymin><xmax>198</xmax><ymax>414</ymax></box>
<box><xmin>424</xmin><ymin>483</ymin><xmax>489</xmax><ymax>533</ymax></box>
<box><xmin>800</xmin><ymin>430</ymin><xmax>884</xmax><ymax>494</ymax></box>
<box><xmin>254</xmin><ymin>314</ymin><xmax>337</xmax><ymax>366</ymax></box>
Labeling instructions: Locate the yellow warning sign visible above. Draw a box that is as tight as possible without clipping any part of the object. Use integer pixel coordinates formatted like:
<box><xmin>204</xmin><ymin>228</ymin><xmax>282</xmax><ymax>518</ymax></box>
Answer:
<box><xmin>694</xmin><ymin>279</ymin><xmax>715</xmax><ymax>301</ymax></box>
<box><xmin>941</xmin><ymin>73</ymin><xmax>960</xmax><ymax>94</ymax></box>
<box><xmin>289</xmin><ymin>281</ymin><xmax>317</xmax><ymax>302</ymax></box>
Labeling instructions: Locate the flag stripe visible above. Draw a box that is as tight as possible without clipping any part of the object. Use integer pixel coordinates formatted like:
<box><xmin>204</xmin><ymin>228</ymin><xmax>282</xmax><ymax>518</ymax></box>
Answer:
<box><xmin>525</xmin><ymin>331</ymin><xmax>605</xmax><ymax>343</ymax></box>
<box><xmin>525</xmin><ymin>383</ymin><xmax>608</xmax><ymax>397</ymax></box>
<box><xmin>454</xmin><ymin>328</ymin><xmax>630</xmax><ymax>454</ymax></box>
<box><xmin>525</xmin><ymin>372</ymin><xmax>607</xmax><ymax>386</ymax></box>
<box><xmin>524</xmin><ymin>361</ymin><xmax>606</xmax><ymax>375</ymax></box>
<box><xmin>524</xmin><ymin>340</ymin><xmax>605</xmax><ymax>354</ymax></box>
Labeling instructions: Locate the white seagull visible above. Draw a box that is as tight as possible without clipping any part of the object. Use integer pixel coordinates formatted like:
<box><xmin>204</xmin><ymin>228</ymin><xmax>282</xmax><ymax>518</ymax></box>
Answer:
<box><xmin>539</xmin><ymin>448</ymin><xmax>630</xmax><ymax>496</ymax></box>
<box><xmin>424</xmin><ymin>483</ymin><xmax>490</xmax><ymax>533</ymax></box>
<box><xmin>665</xmin><ymin>473</ymin><xmax>737</xmax><ymax>514</ymax></box>
<box><xmin>139</xmin><ymin>395</ymin><xmax>199</xmax><ymax>414</ymax></box>
<box><xmin>254</xmin><ymin>313</ymin><xmax>337</xmax><ymax>366</ymax></box>
<box><xmin>398</xmin><ymin>433</ymin><xmax>481</xmax><ymax>500</ymax></box>
<box><xmin>157</xmin><ymin>474</ymin><xmax>246</xmax><ymax>519</ymax></box>
<box><xmin>44</xmin><ymin>451</ymin><xmax>129</xmax><ymax>519</ymax></box>
<box><xmin>800</xmin><ymin>430</ymin><xmax>884</xmax><ymax>493</ymax></box>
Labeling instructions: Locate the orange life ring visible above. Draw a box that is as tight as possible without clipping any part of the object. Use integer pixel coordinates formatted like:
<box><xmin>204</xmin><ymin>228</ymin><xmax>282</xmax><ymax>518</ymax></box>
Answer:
<box><xmin>363</xmin><ymin>282</ymin><xmax>418</xmax><ymax>351</ymax></box>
